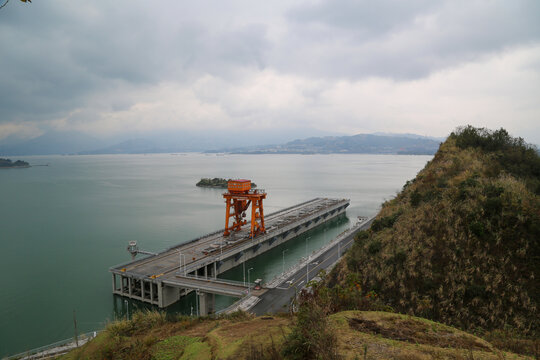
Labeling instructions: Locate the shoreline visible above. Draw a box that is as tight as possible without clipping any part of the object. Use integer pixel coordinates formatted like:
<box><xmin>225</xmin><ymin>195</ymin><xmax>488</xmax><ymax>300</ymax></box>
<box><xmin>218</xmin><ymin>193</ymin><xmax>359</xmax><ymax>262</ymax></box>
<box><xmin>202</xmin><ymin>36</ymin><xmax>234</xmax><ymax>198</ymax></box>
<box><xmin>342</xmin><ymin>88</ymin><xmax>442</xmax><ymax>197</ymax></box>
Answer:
<box><xmin>0</xmin><ymin>165</ymin><xmax>31</xmax><ymax>169</ymax></box>
<box><xmin>196</xmin><ymin>185</ymin><xmax>227</xmax><ymax>189</ymax></box>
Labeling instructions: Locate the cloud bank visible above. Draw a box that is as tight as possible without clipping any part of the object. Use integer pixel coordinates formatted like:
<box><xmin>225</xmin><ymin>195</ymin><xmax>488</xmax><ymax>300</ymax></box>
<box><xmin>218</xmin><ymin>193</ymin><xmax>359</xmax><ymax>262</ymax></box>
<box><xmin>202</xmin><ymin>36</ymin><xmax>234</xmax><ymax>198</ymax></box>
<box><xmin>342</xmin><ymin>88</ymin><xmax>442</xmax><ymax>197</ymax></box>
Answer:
<box><xmin>1</xmin><ymin>0</ymin><xmax>539</xmax><ymax>144</ymax></box>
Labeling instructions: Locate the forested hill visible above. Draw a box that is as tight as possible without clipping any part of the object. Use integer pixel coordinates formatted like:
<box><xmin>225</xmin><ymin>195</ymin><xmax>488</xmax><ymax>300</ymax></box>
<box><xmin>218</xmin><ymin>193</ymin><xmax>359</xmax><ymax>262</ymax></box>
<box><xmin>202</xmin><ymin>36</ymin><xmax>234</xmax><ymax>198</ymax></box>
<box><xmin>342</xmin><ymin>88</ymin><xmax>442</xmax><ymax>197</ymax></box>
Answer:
<box><xmin>331</xmin><ymin>126</ymin><xmax>539</xmax><ymax>336</ymax></box>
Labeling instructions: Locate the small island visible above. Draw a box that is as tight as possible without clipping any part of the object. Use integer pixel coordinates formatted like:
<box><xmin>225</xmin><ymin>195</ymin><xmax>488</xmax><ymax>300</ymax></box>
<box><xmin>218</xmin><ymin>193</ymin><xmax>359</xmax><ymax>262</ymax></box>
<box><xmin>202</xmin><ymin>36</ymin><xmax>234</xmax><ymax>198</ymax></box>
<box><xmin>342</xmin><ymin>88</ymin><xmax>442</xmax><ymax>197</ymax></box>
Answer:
<box><xmin>0</xmin><ymin>158</ymin><xmax>30</xmax><ymax>168</ymax></box>
<box><xmin>196</xmin><ymin>178</ymin><xmax>257</xmax><ymax>189</ymax></box>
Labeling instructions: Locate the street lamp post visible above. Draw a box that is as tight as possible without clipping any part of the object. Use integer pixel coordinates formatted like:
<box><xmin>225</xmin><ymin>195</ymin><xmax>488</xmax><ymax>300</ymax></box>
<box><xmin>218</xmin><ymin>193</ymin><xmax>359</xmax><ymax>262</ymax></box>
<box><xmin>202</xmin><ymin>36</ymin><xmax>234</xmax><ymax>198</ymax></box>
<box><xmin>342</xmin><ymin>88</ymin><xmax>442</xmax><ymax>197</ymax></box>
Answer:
<box><xmin>243</xmin><ymin>253</ymin><xmax>246</xmax><ymax>286</ymax></box>
<box><xmin>248</xmin><ymin>267</ymin><xmax>254</xmax><ymax>294</ymax></box>
<box><xmin>179</xmin><ymin>253</ymin><xmax>186</xmax><ymax>275</ymax></box>
<box><xmin>305</xmin><ymin>236</ymin><xmax>311</xmax><ymax>283</ymax></box>
<box><xmin>282</xmin><ymin>249</ymin><xmax>288</xmax><ymax>274</ymax></box>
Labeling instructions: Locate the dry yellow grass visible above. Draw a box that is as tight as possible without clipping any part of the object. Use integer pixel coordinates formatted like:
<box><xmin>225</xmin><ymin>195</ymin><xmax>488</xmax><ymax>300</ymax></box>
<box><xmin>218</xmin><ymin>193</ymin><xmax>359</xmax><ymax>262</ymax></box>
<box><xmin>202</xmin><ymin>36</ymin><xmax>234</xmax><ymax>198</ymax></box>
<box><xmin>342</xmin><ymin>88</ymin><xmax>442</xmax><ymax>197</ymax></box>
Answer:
<box><xmin>330</xmin><ymin>311</ymin><xmax>533</xmax><ymax>360</ymax></box>
<box><xmin>60</xmin><ymin>310</ymin><xmax>534</xmax><ymax>359</ymax></box>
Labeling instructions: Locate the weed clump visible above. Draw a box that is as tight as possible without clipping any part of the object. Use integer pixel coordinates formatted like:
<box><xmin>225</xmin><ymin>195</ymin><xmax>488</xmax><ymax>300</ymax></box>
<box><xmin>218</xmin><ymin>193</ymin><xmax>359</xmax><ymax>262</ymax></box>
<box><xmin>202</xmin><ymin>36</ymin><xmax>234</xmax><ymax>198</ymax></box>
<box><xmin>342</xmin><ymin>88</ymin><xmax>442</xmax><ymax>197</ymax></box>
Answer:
<box><xmin>282</xmin><ymin>289</ymin><xmax>340</xmax><ymax>360</ymax></box>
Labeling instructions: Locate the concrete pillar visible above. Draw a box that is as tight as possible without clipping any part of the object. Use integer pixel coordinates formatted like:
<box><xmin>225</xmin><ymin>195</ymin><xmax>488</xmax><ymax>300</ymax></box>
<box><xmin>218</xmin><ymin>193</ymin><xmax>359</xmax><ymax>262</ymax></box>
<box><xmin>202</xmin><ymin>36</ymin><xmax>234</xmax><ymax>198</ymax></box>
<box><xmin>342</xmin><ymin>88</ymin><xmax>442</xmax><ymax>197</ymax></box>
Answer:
<box><xmin>199</xmin><ymin>292</ymin><xmax>207</xmax><ymax>316</ymax></box>
<box><xmin>204</xmin><ymin>265</ymin><xmax>208</xmax><ymax>279</ymax></box>
<box><xmin>214</xmin><ymin>262</ymin><xmax>217</xmax><ymax>279</ymax></box>
<box><xmin>112</xmin><ymin>274</ymin><xmax>116</xmax><ymax>292</ymax></box>
<box><xmin>150</xmin><ymin>281</ymin><xmax>154</xmax><ymax>303</ymax></box>
<box><xmin>128</xmin><ymin>277</ymin><xmax>132</xmax><ymax>296</ymax></box>
<box><xmin>158</xmin><ymin>284</ymin><xmax>181</xmax><ymax>308</ymax></box>
<box><xmin>198</xmin><ymin>292</ymin><xmax>215</xmax><ymax>316</ymax></box>
<box><xmin>141</xmin><ymin>280</ymin><xmax>146</xmax><ymax>300</ymax></box>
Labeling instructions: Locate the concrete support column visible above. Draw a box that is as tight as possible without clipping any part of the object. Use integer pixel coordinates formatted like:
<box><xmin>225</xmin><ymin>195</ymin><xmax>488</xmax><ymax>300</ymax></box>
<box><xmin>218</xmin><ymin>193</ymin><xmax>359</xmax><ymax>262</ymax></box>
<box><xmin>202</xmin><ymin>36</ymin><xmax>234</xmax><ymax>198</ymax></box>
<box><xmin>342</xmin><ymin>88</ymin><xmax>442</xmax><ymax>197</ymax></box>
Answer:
<box><xmin>128</xmin><ymin>277</ymin><xmax>132</xmax><ymax>296</ymax></box>
<box><xmin>141</xmin><ymin>280</ymin><xmax>146</xmax><ymax>300</ymax></box>
<box><xmin>204</xmin><ymin>265</ymin><xmax>208</xmax><ymax>279</ymax></box>
<box><xmin>214</xmin><ymin>262</ymin><xmax>217</xmax><ymax>279</ymax></box>
<box><xmin>198</xmin><ymin>292</ymin><xmax>215</xmax><ymax>316</ymax></box>
<box><xmin>159</xmin><ymin>284</ymin><xmax>181</xmax><ymax>308</ymax></box>
<box><xmin>158</xmin><ymin>284</ymin><xmax>163</xmax><ymax>307</ymax></box>
<box><xmin>112</xmin><ymin>274</ymin><xmax>116</xmax><ymax>292</ymax></box>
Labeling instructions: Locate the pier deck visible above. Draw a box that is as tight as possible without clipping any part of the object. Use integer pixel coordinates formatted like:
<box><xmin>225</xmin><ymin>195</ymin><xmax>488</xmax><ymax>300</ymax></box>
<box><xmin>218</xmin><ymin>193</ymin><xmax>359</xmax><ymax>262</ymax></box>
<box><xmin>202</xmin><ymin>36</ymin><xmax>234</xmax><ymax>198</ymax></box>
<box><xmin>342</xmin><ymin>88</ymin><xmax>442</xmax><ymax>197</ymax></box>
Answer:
<box><xmin>110</xmin><ymin>197</ymin><xmax>349</xmax><ymax>311</ymax></box>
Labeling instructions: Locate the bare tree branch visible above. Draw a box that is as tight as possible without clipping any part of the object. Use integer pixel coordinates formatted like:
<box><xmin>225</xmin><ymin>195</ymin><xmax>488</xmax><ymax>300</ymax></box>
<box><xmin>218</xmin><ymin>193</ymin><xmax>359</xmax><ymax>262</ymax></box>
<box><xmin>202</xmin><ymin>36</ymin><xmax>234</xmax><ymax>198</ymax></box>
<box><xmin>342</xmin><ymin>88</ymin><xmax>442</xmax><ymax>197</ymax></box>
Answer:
<box><xmin>0</xmin><ymin>0</ymin><xmax>10</xmax><ymax>10</ymax></box>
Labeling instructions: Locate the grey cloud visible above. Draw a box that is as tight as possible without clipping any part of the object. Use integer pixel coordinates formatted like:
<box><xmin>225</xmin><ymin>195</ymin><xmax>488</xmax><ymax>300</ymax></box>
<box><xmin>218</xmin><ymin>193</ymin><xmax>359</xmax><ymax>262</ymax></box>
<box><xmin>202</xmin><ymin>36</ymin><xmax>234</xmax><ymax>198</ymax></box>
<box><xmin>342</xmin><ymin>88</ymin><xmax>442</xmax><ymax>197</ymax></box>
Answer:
<box><xmin>280</xmin><ymin>0</ymin><xmax>540</xmax><ymax>79</ymax></box>
<box><xmin>0</xmin><ymin>1</ymin><xmax>270</xmax><ymax>128</ymax></box>
<box><xmin>1</xmin><ymin>0</ymin><xmax>539</xmax><ymax>141</ymax></box>
<box><xmin>289</xmin><ymin>0</ymin><xmax>434</xmax><ymax>37</ymax></box>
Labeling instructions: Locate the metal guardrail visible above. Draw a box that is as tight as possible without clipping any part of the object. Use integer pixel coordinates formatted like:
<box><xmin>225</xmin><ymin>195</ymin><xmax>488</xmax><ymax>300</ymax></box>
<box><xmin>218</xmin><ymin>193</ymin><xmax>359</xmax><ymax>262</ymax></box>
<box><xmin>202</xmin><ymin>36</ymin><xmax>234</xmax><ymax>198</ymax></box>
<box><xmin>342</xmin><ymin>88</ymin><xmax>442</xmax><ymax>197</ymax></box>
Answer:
<box><xmin>178</xmin><ymin>273</ymin><xmax>254</xmax><ymax>288</ymax></box>
<box><xmin>264</xmin><ymin>215</ymin><xmax>375</xmax><ymax>289</ymax></box>
<box><xmin>3</xmin><ymin>331</ymin><xmax>100</xmax><ymax>360</ymax></box>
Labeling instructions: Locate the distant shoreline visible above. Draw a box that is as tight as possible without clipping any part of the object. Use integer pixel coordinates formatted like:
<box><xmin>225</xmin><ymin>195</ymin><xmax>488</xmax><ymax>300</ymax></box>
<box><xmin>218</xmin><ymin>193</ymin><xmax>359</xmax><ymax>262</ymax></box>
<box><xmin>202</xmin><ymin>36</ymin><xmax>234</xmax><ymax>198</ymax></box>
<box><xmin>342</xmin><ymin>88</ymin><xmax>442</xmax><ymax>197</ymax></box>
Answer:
<box><xmin>0</xmin><ymin>165</ymin><xmax>31</xmax><ymax>169</ymax></box>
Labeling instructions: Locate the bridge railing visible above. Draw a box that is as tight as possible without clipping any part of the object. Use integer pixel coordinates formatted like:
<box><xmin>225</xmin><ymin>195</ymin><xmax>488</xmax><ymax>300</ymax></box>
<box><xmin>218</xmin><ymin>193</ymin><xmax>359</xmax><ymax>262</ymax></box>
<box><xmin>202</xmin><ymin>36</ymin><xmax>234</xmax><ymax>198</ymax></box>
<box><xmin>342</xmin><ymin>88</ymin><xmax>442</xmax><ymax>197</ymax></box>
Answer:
<box><xmin>3</xmin><ymin>331</ymin><xmax>100</xmax><ymax>360</ymax></box>
<box><xmin>175</xmin><ymin>273</ymin><xmax>254</xmax><ymax>288</ymax></box>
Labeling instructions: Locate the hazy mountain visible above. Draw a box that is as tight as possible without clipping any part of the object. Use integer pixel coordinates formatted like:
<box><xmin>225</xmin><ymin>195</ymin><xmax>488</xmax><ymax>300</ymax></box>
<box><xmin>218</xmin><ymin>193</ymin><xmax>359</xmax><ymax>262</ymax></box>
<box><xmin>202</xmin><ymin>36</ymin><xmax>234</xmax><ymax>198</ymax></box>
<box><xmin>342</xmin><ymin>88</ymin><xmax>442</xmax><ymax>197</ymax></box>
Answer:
<box><xmin>0</xmin><ymin>129</ymin><xmax>344</xmax><ymax>156</ymax></box>
<box><xmin>0</xmin><ymin>129</ymin><xmax>444</xmax><ymax>156</ymax></box>
<box><xmin>0</xmin><ymin>132</ymin><xmax>111</xmax><ymax>156</ymax></box>
<box><xmin>78</xmin><ymin>129</ymin><xmax>344</xmax><ymax>155</ymax></box>
<box><xmin>224</xmin><ymin>133</ymin><xmax>442</xmax><ymax>155</ymax></box>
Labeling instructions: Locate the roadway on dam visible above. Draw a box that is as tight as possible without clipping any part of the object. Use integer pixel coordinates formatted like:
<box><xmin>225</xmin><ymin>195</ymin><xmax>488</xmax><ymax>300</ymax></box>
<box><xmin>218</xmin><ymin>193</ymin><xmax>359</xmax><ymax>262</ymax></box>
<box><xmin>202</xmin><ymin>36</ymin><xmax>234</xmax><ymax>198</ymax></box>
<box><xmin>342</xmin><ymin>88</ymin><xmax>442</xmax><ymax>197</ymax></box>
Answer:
<box><xmin>250</xmin><ymin>217</ymin><xmax>374</xmax><ymax>315</ymax></box>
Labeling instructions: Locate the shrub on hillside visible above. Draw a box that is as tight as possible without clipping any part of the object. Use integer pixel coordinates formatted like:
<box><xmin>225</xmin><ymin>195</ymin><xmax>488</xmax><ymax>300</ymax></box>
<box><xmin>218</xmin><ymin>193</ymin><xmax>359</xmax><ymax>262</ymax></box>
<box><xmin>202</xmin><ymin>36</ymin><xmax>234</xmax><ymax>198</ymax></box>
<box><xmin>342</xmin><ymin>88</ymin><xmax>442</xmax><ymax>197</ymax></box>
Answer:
<box><xmin>282</xmin><ymin>289</ymin><xmax>340</xmax><ymax>360</ymax></box>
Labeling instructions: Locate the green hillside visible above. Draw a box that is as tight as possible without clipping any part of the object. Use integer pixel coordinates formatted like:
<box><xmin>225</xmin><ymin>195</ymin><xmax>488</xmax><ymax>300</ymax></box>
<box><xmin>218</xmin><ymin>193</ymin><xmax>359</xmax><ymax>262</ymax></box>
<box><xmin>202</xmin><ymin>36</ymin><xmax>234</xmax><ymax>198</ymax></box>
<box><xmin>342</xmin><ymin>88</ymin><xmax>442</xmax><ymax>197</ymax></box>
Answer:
<box><xmin>325</xmin><ymin>126</ymin><xmax>538</xmax><ymax>343</ymax></box>
<box><xmin>60</xmin><ymin>310</ymin><xmax>533</xmax><ymax>360</ymax></box>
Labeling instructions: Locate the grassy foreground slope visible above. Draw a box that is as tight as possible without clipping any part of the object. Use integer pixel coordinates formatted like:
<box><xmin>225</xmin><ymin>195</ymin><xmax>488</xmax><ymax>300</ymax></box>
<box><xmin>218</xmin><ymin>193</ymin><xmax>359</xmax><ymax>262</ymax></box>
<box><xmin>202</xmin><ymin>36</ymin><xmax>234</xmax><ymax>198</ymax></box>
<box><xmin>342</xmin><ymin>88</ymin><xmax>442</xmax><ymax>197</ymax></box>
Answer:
<box><xmin>331</xmin><ymin>126</ymin><xmax>539</xmax><ymax>336</ymax></box>
<box><xmin>60</xmin><ymin>310</ymin><xmax>531</xmax><ymax>360</ymax></box>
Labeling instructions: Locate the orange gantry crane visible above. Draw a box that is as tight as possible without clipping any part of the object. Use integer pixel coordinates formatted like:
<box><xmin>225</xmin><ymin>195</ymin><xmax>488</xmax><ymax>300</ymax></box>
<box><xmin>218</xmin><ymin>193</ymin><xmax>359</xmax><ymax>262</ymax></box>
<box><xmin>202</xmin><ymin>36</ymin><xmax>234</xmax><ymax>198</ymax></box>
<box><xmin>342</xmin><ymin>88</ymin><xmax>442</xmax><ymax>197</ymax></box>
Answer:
<box><xmin>223</xmin><ymin>179</ymin><xmax>266</xmax><ymax>238</ymax></box>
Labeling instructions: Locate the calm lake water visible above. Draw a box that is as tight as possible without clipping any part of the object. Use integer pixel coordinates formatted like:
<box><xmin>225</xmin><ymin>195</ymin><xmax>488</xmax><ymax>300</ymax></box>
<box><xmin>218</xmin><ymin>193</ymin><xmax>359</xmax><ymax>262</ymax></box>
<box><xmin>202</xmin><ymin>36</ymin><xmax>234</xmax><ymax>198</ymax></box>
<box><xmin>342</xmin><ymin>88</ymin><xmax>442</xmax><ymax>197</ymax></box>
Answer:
<box><xmin>0</xmin><ymin>153</ymin><xmax>431</xmax><ymax>356</ymax></box>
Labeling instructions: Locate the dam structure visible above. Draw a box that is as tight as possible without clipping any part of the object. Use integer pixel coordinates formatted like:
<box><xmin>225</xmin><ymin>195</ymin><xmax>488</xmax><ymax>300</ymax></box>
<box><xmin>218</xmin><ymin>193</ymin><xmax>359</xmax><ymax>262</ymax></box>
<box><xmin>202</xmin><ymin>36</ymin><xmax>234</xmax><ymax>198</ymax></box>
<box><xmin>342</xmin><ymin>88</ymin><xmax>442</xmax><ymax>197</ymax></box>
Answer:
<box><xmin>110</xmin><ymin>191</ymin><xmax>349</xmax><ymax>314</ymax></box>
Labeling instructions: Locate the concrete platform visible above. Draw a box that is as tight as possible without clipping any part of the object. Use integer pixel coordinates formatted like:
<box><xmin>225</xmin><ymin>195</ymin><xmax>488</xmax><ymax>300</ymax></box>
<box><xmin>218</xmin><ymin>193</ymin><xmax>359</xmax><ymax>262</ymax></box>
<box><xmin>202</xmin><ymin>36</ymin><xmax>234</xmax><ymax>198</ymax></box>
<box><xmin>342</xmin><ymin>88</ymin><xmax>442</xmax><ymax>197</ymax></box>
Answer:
<box><xmin>110</xmin><ymin>197</ymin><xmax>349</xmax><ymax>310</ymax></box>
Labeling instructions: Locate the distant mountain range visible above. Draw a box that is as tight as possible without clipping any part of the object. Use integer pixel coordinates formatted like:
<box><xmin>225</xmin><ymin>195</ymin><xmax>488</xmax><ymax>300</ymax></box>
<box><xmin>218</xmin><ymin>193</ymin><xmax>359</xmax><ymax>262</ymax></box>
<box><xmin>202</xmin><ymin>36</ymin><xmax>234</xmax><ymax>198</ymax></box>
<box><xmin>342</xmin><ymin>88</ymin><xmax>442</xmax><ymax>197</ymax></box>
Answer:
<box><xmin>0</xmin><ymin>132</ymin><xmax>110</xmax><ymax>156</ymax></box>
<box><xmin>0</xmin><ymin>129</ymin><xmax>341</xmax><ymax>156</ymax></box>
<box><xmin>0</xmin><ymin>130</ymin><xmax>443</xmax><ymax>156</ymax></box>
<box><xmin>214</xmin><ymin>134</ymin><xmax>442</xmax><ymax>155</ymax></box>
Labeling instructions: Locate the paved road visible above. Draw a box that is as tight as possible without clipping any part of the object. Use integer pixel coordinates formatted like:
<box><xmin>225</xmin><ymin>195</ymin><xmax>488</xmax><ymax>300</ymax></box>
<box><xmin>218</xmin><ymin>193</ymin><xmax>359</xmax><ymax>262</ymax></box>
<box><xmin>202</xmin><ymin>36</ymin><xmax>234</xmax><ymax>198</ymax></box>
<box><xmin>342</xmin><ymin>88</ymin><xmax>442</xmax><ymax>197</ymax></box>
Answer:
<box><xmin>251</xmin><ymin>219</ymin><xmax>374</xmax><ymax>315</ymax></box>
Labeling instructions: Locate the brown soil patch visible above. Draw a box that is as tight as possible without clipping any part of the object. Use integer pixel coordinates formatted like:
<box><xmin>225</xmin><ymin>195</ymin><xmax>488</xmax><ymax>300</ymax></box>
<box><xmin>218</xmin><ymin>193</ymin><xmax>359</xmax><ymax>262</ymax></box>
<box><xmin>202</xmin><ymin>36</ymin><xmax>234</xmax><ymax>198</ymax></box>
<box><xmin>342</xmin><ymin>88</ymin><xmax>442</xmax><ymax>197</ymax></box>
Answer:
<box><xmin>214</xmin><ymin>317</ymin><xmax>289</xmax><ymax>340</ymax></box>
<box><xmin>181</xmin><ymin>320</ymin><xmax>218</xmax><ymax>337</ymax></box>
<box><xmin>347</xmin><ymin>316</ymin><xmax>491</xmax><ymax>352</ymax></box>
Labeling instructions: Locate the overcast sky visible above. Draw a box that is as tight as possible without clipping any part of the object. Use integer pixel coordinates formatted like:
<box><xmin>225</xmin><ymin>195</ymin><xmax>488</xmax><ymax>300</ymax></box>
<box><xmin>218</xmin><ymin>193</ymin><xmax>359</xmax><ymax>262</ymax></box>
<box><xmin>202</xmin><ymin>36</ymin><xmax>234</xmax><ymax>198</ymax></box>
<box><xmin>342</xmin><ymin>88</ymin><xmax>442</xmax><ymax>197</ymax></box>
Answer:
<box><xmin>1</xmin><ymin>0</ymin><xmax>539</xmax><ymax>144</ymax></box>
